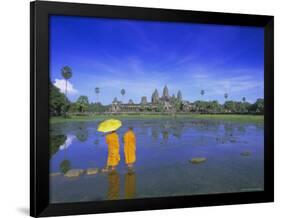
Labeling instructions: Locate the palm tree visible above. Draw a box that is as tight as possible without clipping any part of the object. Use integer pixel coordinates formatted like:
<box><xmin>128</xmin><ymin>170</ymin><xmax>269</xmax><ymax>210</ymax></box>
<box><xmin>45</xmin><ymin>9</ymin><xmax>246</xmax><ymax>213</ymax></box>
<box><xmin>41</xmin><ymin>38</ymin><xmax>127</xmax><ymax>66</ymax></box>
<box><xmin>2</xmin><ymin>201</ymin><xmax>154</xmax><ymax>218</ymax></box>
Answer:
<box><xmin>224</xmin><ymin>93</ymin><xmax>228</xmax><ymax>101</ymax></box>
<box><xmin>224</xmin><ymin>93</ymin><xmax>228</xmax><ymax>112</ymax></box>
<box><xmin>121</xmin><ymin>89</ymin><xmax>126</xmax><ymax>103</ymax></box>
<box><xmin>95</xmin><ymin>87</ymin><xmax>100</xmax><ymax>113</ymax></box>
<box><xmin>61</xmin><ymin>66</ymin><xmax>73</xmax><ymax>118</ymax></box>
<box><xmin>200</xmin><ymin>90</ymin><xmax>205</xmax><ymax>112</ymax></box>
<box><xmin>200</xmin><ymin>90</ymin><xmax>205</xmax><ymax>98</ymax></box>
<box><xmin>242</xmin><ymin>97</ymin><xmax>247</xmax><ymax>113</ymax></box>
<box><xmin>95</xmin><ymin>87</ymin><xmax>100</xmax><ymax>103</ymax></box>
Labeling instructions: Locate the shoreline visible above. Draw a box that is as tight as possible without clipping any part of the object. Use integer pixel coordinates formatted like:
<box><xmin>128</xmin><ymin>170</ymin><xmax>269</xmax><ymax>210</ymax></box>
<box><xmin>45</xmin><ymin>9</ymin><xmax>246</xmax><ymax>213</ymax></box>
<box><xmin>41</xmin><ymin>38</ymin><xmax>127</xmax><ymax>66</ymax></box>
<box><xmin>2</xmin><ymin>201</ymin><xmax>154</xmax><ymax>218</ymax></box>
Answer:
<box><xmin>50</xmin><ymin>114</ymin><xmax>264</xmax><ymax>124</ymax></box>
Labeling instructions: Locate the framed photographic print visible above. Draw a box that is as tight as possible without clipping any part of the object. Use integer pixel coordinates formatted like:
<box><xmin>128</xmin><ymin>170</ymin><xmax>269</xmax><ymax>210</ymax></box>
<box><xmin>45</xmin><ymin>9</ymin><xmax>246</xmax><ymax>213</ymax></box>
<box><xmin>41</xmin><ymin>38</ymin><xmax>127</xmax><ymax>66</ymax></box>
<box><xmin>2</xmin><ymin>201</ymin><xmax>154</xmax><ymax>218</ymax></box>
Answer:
<box><xmin>30</xmin><ymin>1</ymin><xmax>274</xmax><ymax>217</ymax></box>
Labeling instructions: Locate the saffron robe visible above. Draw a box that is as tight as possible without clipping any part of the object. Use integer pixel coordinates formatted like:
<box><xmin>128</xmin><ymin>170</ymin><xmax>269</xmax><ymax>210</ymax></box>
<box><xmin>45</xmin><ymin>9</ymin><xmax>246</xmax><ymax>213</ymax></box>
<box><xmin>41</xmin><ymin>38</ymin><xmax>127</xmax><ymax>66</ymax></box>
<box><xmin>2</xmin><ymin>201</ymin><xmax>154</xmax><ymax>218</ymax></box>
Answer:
<box><xmin>106</xmin><ymin>132</ymin><xmax>120</xmax><ymax>167</ymax></box>
<box><xmin>124</xmin><ymin>130</ymin><xmax>136</xmax><ymax>164</ymax></box>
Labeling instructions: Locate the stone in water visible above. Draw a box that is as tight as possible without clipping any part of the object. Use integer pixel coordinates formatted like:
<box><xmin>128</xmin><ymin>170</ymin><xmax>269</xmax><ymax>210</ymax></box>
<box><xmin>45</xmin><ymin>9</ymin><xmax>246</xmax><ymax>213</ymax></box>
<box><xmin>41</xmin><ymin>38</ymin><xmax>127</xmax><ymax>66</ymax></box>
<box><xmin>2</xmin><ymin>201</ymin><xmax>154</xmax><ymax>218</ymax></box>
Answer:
<box><xmin>101</xmin><ymin>168</ymin><xmax>110</xmax><ymax>173</ymax></box>
<box><xmin>189</xmin><ymin>157</ymin><xmax>207</xmax><ymax>164</ymax></box>
<box><xmin>50</xmin><ymin>172</ymin><xmax>61</xmax><ymax>177</ymax></box>
<box><xmin>86</xmin><ymin>168</ymin><xmax>99</xmax><ymax>175</ymax></box>
<box><xmin>64</xmin><ymin>169</ymin><xmax>84</xmax><ymax>178</ymax></box>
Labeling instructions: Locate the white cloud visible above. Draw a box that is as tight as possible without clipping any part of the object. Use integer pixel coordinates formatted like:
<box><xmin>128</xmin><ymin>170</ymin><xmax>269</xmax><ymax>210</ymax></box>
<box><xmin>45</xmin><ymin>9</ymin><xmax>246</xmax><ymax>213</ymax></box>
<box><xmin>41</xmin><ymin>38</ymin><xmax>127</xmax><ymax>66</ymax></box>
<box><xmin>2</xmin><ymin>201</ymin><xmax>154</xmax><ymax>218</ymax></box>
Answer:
<box><xmin>59</xmin><ymin>135</ymin><xmax>75</xmax><ymax>150</ymax></box>
<box><xmin>189</xmin><ymin>72</ymin><xmax>263</xmax><ymax>98</ymax></box>
<box><xmin>54</xmin><ymin>79</ymin><xmax>78</xmax><ymax>95</ymax></box>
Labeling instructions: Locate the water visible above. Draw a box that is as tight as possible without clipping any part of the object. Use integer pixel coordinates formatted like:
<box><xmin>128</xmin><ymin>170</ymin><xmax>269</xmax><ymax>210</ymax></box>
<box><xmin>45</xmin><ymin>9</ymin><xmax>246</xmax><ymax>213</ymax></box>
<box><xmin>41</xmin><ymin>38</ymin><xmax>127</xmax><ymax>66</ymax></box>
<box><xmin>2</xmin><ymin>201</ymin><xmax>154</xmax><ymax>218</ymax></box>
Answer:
<box><xmin>50</xmin><ymin>118</ymin><xmax>264</xmax><ymax>203</ymax></box>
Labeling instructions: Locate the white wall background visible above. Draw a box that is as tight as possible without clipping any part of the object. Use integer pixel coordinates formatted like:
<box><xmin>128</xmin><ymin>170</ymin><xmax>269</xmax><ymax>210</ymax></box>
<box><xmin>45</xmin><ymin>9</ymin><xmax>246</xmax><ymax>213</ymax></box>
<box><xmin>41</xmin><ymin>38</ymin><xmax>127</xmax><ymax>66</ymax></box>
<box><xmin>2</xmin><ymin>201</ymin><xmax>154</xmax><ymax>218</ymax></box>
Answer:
<box><xmin>0</xmin><ymin>0</ymin><xmax>279</xmax><ymax>217</ymax></box>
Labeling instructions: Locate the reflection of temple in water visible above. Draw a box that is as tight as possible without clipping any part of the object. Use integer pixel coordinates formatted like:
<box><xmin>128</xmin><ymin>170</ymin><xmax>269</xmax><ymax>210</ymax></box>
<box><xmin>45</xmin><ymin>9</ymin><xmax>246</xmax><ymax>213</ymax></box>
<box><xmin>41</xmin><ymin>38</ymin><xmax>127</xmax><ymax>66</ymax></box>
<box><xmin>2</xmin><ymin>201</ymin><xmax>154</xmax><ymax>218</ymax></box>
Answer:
<box><xmin>151</xmin><ymin>127</ymin><xmax>159</xmax><ymax>140</ymax></box>
<box><xmin>150</xmin><ymin>121</ymin><xmax>186</xmax><ymax>141</ymax></box>
<box><xmin>162</xmin><ymin>130</ymin><xmax>169</xmax><ymax>140</ymax></box>
<box><xmin>76</xmin><ymin>127</ymin><xmax>89</xmax><ymax>142</ymax></box>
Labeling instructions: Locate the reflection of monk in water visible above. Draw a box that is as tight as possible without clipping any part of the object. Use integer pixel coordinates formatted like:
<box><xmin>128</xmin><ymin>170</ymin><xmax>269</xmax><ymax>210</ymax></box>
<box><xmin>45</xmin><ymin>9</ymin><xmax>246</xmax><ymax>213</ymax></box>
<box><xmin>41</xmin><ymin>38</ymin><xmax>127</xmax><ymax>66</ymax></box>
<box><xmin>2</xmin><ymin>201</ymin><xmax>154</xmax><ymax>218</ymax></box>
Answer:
<box><xmin>125</xmin><ymin>170</ymin><xmax>136</xmax><ymax>199</ymax></box>
<box><xmin>123</xmin><ymin>127</ymin><xmax>136</xmax><ymax>168</ymax></box>
<box><xmin>104</xmin><ymin>131</ymin><xmax>120</xmax><ymax>171</ymax></box>
<box><xmin>106</xmin><ymin>170</ymin><xmax>120</xmax><ymax>200</ymax></box>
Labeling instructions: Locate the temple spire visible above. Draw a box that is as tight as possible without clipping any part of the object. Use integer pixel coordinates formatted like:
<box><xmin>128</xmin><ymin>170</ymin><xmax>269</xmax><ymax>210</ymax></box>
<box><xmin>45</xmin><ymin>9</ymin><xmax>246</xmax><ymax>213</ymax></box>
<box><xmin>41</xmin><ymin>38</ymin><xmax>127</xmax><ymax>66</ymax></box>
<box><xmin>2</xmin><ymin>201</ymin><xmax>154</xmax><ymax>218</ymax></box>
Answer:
<box><xmin>177</xmin><ymin>90</ymin><xmax>182</xmax><ymax>101</ymax></box>
<box><xmin>162</xmin><ymin>85</ymin><xmax>169</xmax><ymax>99</ymax></box>
<box><xmin>152</xmin><ymin>89</ymin><xmax>159</xmax><ymax>103</ymax></box>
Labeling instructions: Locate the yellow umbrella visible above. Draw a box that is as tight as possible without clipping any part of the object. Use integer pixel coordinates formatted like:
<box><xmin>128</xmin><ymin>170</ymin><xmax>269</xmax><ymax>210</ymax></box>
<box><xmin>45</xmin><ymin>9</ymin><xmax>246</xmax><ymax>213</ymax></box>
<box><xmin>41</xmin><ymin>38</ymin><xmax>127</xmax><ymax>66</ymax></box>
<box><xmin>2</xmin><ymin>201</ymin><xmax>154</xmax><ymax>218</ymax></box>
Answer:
<box><xmin>97</xmin><ymin>119</ymin><xmax>122</xmax><ymax>133</ymax></box>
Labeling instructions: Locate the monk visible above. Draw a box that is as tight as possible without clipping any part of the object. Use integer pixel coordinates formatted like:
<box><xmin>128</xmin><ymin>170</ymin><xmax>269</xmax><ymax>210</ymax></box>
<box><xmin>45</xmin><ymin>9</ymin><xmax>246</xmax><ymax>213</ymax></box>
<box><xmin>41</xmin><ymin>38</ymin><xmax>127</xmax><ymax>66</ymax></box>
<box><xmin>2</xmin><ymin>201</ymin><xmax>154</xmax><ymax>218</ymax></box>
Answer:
<box><xmin>104</xmin><ymin>131</ymin><xmax>120</xmax><ymax>171</ymax></box>
<box><xmin>123</xmin><ymin>127</ymin><xmax>136</xmax><ymax>168</ymax></box>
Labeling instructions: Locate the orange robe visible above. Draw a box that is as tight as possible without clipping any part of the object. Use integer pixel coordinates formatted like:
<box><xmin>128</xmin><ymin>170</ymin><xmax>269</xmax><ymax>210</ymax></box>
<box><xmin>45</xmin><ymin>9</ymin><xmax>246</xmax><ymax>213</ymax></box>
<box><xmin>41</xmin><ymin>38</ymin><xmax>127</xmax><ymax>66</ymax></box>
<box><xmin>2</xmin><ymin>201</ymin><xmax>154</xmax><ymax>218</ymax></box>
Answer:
<box><xmin>125</xmin><ymin>171</ymin><xmax>136</xmax><ymax>199</ymax></box>
<box><xmin>106</xmin><ymin>132</ymin><xmax>120</xmax><ymax>167</ymax></box>
<box><xmin>107</xmin><ymin>170</ymin><xmax>120</xmax><ymax>200</ymax></box>
<box><xmin>124</xmin><ymin>130</ymin><xmax>136</xmax><ymax>164</ymax></box>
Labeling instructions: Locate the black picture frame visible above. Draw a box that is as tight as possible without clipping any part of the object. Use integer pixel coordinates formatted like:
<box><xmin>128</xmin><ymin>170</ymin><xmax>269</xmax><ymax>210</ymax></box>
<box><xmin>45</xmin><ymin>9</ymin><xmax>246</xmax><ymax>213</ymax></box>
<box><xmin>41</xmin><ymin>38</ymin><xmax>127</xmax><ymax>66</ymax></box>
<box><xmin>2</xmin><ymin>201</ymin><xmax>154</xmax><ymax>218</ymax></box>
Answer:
<box><xmin>30</xmin><ymin>1</ymin><xmax>274</xmax><ymax>217</ymax></box>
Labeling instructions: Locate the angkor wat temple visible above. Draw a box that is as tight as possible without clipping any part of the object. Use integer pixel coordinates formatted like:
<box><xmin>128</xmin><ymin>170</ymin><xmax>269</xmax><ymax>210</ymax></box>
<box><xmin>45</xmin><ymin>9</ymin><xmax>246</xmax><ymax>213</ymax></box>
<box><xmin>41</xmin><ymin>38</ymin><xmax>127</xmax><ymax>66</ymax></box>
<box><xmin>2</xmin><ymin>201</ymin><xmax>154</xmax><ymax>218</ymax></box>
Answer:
<box><xmin>109</xmin><ymin>85</ymin><xmax>193</xmax><ymax>113</ymax></box>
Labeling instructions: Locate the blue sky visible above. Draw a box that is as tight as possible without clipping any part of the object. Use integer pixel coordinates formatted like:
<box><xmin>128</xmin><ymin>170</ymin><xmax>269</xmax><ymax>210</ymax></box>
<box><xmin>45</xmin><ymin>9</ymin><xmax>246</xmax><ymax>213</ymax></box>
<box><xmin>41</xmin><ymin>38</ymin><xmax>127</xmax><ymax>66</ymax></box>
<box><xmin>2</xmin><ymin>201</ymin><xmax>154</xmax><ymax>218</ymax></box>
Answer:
<box><xmin>50</xmin><ymin>15</ymin><xmax>264</xmax><ymax>105</ymax></box>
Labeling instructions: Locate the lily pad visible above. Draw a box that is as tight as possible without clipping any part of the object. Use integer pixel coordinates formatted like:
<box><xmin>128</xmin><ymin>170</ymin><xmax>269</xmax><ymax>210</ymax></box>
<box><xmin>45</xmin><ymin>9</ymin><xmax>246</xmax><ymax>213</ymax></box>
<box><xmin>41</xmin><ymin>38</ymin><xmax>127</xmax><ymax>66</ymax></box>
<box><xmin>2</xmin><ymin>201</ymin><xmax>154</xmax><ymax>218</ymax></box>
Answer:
<box><xmin>240</xmin><ymin>151</ymin><xmax>251</xmax><ymax>156</ymax></box>
<box><xmin>189</xmin><ymin>157</ymin><xmax>207</xmax><ymax>164</ymax></box>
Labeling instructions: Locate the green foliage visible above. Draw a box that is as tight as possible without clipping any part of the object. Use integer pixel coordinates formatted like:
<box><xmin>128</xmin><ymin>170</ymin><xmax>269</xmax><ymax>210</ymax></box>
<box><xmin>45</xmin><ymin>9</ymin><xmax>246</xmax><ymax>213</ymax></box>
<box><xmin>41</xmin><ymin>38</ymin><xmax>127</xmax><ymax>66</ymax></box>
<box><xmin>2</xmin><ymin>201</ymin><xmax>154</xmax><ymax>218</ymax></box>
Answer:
<box><xmin>224</xmin><ymin>101</ymin><xmax>236</xmax><ymax>111</ymax></box>
<box><xmin>193</xmin><ymin>100</ymin><xmax>256</xmax><ymax>114</ymax></box>
<box><xmin>224</xmin><ymin>101</ymin><xmax>252</xmax><ymax>113</ymax></box>
<box><xmin>249</xmin><ymin>98</ymin><xmax>264</xmax><ymax>114</ymax></box>
<box><xmin>140</xmin><ymin>104</ymin><xmax>146</xmax><ymax>112</ymax></box>
<box><xmin>50</xmin><ymin>134</ymin><xmax>66</xmax><ymax>158</ymax></box>
<box><xmin>207</xmin><ymin>100</ymin><xmax>222</xmax><ymax>112</ymax></box>
<box><xmin>68</xmin><ymin>102</ymin><xmax>78</xmax><ymax>113</ymax></box>
<box><xmin>95</xmin><ymin>87</ymin><xmax>100</xmax><ymax>94</ymax></box>
<box><xmin>50</xmin><ymin>114</ymin><xmax>264</xmax><ymax>124</ymax></box>
<box><xmin>76</xmin><ymin>95</ymin><xmax>89</xmax><ymax>112</ymax></box>
<box><xmin>200</xmin><ymin>90</ymin><xmax>205</xmax><ymax>96</ymax></box>
<box><xmin>60</xmin><ymin>160</ymin><xmax>71</xmax><ymax>174</ymax></box>
<box><xmin>49</xmin><ymin>82</ymin><xmax>68</xmax><ymax>116</ymax></box>
<box><xmin>194</xmin><ymin>100</ymin><xmax>208</xmax><ymax>113</ymax></box>
<box><xmin>156</xmin><ymin>103</ymin><xmax>165</xmax><ymax>112</ymax></box>
<box><xmin>76</xmin><ymin>129</ymin><xmax>89</xmax><ymax>142</ymax></box>
<box><xmin>172</xmin><ymin>99</ymin><xmax>183</xmax><ymax>112</ymax></box>
<box><xmin>88</xmin><ymin>103</ymin><xmax>109</xmax><ymax>113</ymax></box>
<box><xmin>224</xmin><ymin>93</ymin><xmax>228</xmax><ymax>100</ymax></box>
<box><xmin>121</xmin><ymin>89</ymin><xmax>125</xmax><ymax>96</ymax></box>
<box><xmin>61</xmin><ymin>66</ymin><xmax>72</xmax><ymax>80</ymax></box>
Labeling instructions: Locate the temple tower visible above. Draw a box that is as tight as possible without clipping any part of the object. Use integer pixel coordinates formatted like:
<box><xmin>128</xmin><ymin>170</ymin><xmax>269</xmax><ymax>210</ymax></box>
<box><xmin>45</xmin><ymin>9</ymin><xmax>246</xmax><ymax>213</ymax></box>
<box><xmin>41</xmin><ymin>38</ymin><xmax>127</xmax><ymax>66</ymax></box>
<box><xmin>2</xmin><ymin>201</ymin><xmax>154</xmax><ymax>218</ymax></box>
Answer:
<box><xmin>162</xmin><ymin>85</ymin><xmax>170</xmax><ymax>101</ymax></box>
<box><xmin>177</xmin><ymin>90</ymin><xmax>182</xmax><ymax>101</ymax></box>
<box><xmin>141</xmin><ymin>96</ymin><xmax>147</xmax><ymax>105</ymax></box>
<box><xmin>151</xmin><ymin>89</ymin><xmax>159</xmax><ymax>104</ymax></box>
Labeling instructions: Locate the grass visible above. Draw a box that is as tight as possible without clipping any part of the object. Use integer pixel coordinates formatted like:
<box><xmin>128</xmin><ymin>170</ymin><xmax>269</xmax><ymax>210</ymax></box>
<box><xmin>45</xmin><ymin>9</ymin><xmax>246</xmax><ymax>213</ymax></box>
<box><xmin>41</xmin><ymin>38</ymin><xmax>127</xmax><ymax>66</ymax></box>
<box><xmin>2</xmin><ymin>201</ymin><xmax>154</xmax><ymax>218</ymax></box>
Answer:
<box><xmin>50</xmin><ymin>113</ymin><xmax>264</xmax><ymax>124</ymax></box>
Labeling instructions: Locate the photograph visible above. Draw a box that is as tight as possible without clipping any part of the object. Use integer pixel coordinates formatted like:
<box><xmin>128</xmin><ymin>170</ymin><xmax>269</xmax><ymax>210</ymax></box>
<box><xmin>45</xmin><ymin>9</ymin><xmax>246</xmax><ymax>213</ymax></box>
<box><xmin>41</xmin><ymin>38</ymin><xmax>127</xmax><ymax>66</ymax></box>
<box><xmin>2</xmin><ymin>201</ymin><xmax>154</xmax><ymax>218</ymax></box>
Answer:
<box><xmin>49</xmin><ymin>15</ymin><xmax>264</xmax><ymax>203</ymax></box>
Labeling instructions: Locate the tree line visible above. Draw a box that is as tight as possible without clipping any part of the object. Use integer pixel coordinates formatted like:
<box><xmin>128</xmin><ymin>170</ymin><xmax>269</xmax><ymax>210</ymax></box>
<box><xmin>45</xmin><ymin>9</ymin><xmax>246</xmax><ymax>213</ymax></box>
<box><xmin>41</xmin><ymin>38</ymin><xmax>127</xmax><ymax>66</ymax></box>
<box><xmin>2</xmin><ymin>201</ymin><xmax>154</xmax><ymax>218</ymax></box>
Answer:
<box><xmin>50</xmin><ymin>82</ymin><xmax>264</xmax><ymax>116</ymax></box>
<box><xmin>50</xmin><ymin>83</ymin><xmax>109</xmax><ymax>116</ymax></box>
<box><xmin>49</xmin><ymin>66</ymin><xmax>264</xmax><ymax>116</ymax></box>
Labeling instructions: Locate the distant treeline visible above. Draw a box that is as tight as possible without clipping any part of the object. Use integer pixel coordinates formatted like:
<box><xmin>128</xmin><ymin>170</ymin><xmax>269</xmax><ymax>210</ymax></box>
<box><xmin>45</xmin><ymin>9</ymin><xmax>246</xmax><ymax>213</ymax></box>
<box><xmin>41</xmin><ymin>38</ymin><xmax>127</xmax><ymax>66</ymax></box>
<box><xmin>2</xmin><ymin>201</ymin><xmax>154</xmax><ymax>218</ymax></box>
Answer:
<box><xmin>50</xmin><ymin>83</ymin><xmax>109</xmax><ymax>116</ymax></box>
<box><xmin>191</xmin><ymin>99</ymin><xmax>264</xmax><ymax>114</ymax></box>
<box><xmin>50</xmin><ymin>82</ymin><xmax>264</xmax><ymax>116</ymax></box>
